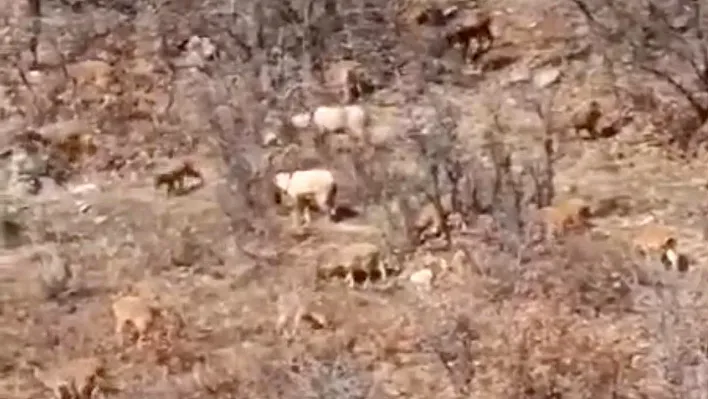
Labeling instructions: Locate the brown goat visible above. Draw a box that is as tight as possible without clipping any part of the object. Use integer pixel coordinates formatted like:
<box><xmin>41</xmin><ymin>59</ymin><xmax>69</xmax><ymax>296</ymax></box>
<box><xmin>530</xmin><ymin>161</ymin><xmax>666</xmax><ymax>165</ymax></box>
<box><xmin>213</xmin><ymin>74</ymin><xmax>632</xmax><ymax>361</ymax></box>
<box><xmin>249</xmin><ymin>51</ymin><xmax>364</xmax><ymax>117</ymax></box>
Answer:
<box><xmin>414</xmin><ymin>193</ymin><xmax>455</xmax><ymax>242</ymax></box>
<box><xmin>154</xmin><ymin>159</ymin><xmax>204</xmax><ymax>196</ymax></box>
<box><xmin>538</xmin><ymin>197</ymin><xmax>593</xmax><ymax>239</ymax></box>
<box><xmin>596</xmin><ymin>110</ymin><xmax>634</xmax><ymax>139</ymax></box>
<box><xmin>317</xmin><ymin>242</ymin><xmax>390</xmax><ymax>288</ymax></box>
<box><xmin>444</xmin><ymin>11</ymin><xmax>494</xmax><ymax>61</ymax></box>
<box><xmin>632</xmin><ymin>223</ymin><xmax>681</xmax><ymax>270</ymax></box>
<box><xmin>414</xmin><ymin>6</ymin><xmax>447</xmax><ymax>26</ymax></box>
<box><xmin>571</xmin><ymin>100</ymin><xmax>603</xmax><ymax>139</ymax></box>
<box><xmin>112</xmin><ymin>295</ymin><xmax>157</xmax><ymax>347</ymax></box>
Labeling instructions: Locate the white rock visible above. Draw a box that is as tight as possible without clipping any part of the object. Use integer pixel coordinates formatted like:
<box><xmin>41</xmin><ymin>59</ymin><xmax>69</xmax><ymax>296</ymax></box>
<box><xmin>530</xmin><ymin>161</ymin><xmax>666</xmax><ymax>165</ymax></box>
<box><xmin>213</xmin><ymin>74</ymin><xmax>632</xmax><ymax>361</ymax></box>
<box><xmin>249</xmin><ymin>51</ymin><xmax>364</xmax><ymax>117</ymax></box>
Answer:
<box><xmin>201</xmin><ymin>38</ymin><xmax>217</xmax><ymax>59</ymax></box>
<box><xmin>409</xmin><ymin>268</ymin><xmax>434</xmax><ymax>290</ymax></box>
<box><xmin>70</xmin><ymin>183</ymin><xmax>100</xmax><ymax>195</ymax></box>
<box><xmin>507</xmin><ymin>67</ymin><xmax>530</xmax><ymax>84</ymax></box>
<box><xmin>450</xmin><ymin>250</ymin><xmax>467</xmax><ymax>272</ymax></box>
<box><xmin>421</xmin><ymin>252</ymin><xmax>437</xmax><ymax>268</ymax></box>
<box><xmin>183</xmin><ymin>51</ymin><xmax>205</xmax><ymax>68</ymax></box>
<box><xmin>290</xmin><ymin>112</ymin><xmax>311</xmax><ymax>129</ymax></box>
<box><xmin>262</xmin><ymin>131</ymin><xmax>280</xmax><ymax>147</ymax></box>
<box><xmin>533</xmin><ymin>68</ymin><xmax>561</xmax><ymax>88</ymax></box>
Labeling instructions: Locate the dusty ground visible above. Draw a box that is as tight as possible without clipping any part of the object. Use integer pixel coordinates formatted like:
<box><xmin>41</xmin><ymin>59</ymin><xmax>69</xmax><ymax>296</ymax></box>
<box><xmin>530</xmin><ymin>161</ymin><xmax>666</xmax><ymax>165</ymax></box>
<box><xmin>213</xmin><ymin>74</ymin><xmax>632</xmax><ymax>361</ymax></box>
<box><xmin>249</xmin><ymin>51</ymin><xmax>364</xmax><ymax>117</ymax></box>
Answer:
<box><xmin>3</xmin><ymin>0</ymin><xmax>708</xmax><ymax>398</ymax></box>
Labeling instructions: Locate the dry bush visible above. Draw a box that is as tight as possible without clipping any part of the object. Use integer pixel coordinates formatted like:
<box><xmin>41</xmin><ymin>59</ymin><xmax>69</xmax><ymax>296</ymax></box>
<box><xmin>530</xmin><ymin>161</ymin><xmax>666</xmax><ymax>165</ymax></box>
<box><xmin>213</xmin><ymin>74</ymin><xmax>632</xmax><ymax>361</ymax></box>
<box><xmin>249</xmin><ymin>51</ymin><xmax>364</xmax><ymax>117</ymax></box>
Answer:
<box><xmin>189</xmin><ymin>341</ymin><xmax>373</xmax><ymax>399</ymax></box>
<box><xmin>34</xmin><ymin>244</ymin><xmax>72</xmax><ymax>300</ymax></box>
<box><xmin>387</xmin><ymin>227</ymin><xmax>671</xmax><ymax>397</ymax></box>
<box><xmin>474</xmin><ymin>297</ymin><xmax>666</xmax><ymax>397</ymax></box>
<box><xmin>345</xmin><ymin>85</ymin><xmax>557</xmax><ymax>256</ymax></box>
<box><xmin>291</xmin><ymin>354</ymin><xmax>372</xmax><ymax>399</ymax></box>
<box><xmin>413</xmin><ymin>227</ymin><xmax>699</xmax><ymax>397</ymax></box>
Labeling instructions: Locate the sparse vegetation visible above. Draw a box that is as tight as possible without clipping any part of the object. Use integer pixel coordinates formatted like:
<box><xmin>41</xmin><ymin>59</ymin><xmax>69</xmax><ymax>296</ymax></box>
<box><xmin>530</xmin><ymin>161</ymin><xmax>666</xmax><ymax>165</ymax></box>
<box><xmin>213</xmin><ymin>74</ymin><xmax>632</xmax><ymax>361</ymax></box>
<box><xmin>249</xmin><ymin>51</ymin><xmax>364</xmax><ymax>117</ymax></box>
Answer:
<box><xmin>568</xmin><ymin>0</ymin><xmax>708</xmax><ymax>156</ymax></box>
<box><xmin>3</xmin><ymin>0</ymin><xmax>708</xmax><ymax>398</ymax></box>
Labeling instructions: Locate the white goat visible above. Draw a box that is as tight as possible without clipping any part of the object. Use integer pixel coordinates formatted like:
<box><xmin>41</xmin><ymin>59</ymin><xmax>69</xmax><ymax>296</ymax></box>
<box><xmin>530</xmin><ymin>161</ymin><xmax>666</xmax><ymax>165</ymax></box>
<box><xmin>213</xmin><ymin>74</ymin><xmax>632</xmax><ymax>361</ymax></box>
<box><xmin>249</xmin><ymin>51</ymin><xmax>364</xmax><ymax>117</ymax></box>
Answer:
<box><xmin>272</xmin><ymin>168</ymin><xmax>338</xmax><ymax>226</ymax></box>
<box><xmin>290</xmin><ymin>105</ymin><xmax>369</xmax><ymax>142</ymax></box>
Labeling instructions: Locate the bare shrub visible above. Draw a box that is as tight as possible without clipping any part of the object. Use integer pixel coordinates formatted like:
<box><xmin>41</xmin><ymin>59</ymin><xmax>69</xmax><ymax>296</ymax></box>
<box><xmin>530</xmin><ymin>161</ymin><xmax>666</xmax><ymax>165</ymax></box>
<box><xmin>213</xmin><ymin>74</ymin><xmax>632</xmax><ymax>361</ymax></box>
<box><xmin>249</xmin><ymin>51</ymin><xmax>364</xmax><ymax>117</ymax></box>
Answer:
<box><xmin>34</xmin><ymin>244</ymin><xmax>72</xmax><ymax>300</ymax></box>
<box><xmin>421</xmin><ymin>313</ymin><xmax>480</xmax><ymax>396</ymax></box>
<box><xmin>526</xmin><ymin>89</ymin><xmax>558</xmax><ymax>210</ymax></box>
<box><xmin>26</xmin><ymin>0</ymin><xmax>40</xmax><ymax>68</ymax></box>
<box><xmin>344</xmin><ymin>84</ymin><xmax>558</xmax><ymax>256</ymax></box>
<box><xmin>425</xmin><ymin>229</ymin><xmax>671</xmax><ymax>396</ymax></box>
<box><xmin>475</xmin><ymin>297</ymin><xmax>666</xmax><ymax>397</ymax></box>
<box><xmin>299</xmin><ymin>355</ymin><xmax>372</xmax><ymax>399</ymax></box>
<box><xmin>402</xmin><ymin>96</ymin><xmax>465</xmax><ymax>247</ymax></box>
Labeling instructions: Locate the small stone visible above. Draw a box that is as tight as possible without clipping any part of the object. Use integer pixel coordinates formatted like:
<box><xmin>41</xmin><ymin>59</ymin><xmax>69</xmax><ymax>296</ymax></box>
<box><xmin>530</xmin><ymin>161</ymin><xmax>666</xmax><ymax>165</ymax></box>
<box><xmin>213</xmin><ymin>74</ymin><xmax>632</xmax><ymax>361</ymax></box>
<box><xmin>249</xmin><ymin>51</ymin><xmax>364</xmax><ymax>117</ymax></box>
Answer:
<box><xmin>409</xmin><ymin>268</ymin><xmax>434</xmax><ymax>290</ymax></box>
<box><xmin>70</xmin><ymin>183</ymin><xmax>99</xmax><ymax>195</ymax></box>
<box><xmin>262</xmin><ymin>131</ymin><xmax>280</xmax><ymax>147</ymax></box>
<box><xmin>533</xmin><ymin>68</ymin><xmax>561</xmax><ymax>88</ymax></box>
<box><xmin>507</xmin><ymin>66</ymin><xmax>530</xmax><ymax>84</ymax></box>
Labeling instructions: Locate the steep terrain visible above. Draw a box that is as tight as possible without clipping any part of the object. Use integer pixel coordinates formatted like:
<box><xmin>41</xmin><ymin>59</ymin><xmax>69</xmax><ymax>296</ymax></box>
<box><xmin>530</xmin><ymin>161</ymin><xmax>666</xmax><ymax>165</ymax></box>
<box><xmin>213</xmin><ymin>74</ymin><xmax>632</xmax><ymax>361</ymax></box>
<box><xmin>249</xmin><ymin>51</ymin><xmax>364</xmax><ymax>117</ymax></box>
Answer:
<box><xmin>2</xmin><ymin>0</ymin><xmax>708</xmax><ymax>398</ymax></box>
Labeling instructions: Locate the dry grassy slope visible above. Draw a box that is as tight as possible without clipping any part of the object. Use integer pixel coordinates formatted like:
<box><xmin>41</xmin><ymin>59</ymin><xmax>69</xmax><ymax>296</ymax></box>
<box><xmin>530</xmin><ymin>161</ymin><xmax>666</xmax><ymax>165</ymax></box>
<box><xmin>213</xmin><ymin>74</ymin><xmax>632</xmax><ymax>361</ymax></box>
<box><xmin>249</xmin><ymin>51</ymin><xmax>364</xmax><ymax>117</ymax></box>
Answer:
<box><xmin>555</xmin><ymin>135</ymin><xmax>708</xmax><ymax>265</ymax></box>
<box><xmin>0</xmin><ymin>153</ymin><xmax>400</xmax><ymax>398</ymax></box>
<box><xmin>0</xmin><ymin>157</ymin><xmax>234</xmax><ymax>398</ymax></box>
<box><xmin>434</xmin><ymin>1</ymin><xmax>708</xmax><ymax>280</ymax></box>
<box><xmin>4</xmin><ymin>1</ymin><xmax>708</xmax><ymax>396</ymax></box>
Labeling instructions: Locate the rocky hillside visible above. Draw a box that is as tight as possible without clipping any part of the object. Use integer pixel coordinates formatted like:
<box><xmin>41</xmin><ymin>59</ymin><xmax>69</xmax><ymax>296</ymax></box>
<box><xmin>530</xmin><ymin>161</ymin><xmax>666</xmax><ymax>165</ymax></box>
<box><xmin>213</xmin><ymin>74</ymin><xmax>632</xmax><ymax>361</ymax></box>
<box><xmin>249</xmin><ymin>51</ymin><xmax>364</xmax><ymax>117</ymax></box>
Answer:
<box><xmin>2</xmin><ymin>0</ymin><xmax>708</xmax><ymax>398</ymax></box>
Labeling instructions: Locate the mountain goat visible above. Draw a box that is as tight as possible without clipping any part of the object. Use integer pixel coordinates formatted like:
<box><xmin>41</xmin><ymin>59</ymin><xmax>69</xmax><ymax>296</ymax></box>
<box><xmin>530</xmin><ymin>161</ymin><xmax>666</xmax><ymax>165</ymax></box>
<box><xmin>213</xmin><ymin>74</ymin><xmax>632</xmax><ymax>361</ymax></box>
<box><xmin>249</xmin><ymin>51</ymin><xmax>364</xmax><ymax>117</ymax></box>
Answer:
<box><xmin>538</xmin><ymin>197</ymin><xmax>593</xmax><ymax>239</ymax></box>
<box><xmin>66</xmin><ymin>60</ymin><xmax>116</xmax><ymax>91</ymax></box>
<box><xmin>112</xmin><ymin>292</ymin><xmax>186</xmax><ymax>348</ymax></box>
<box><xmin>317</xmin><ymin>242</ymin><xmax>390</xmax><ymax>288</ymax></box>
<box><xmin>153</xmin><ymin>158</ymin><xmax>204</xmax><ymax>196</ymax></box>
<box><xmin>273</xmin><ymin>168</ymin><xmax>338</xmax><ymax>227</ymax></box>
<box><xmin>291</xmin><ymin>105</ymin><xmax>369</xmax><ymax>142</ymax></box>
<box><xmin>445</xmin><ymin>10</ymin><xmax>494</xmax><ymax>61</ymax></box>
<box><xmin>414</xmin><ymin>193</ymin><xmax>457</xmax><ymax>242</ymax></box>
<box><xmin>571</xmin><ymin>100</ymin><xmax>603</xmax><ymax>139</ymax></box>
<box><xmin>36</xmin><ymin>120</ymin><xmax>98</xmax><ymax>165</ymax></box>
<box><xmin>632</xmin><ymin>223</ymin><xmax>682</xmax><ymax>271</ymax></box>
<box><xmin>112</xmin><ymin>294</ymin><xmax>157</xmax><ymax>347</ymax></box>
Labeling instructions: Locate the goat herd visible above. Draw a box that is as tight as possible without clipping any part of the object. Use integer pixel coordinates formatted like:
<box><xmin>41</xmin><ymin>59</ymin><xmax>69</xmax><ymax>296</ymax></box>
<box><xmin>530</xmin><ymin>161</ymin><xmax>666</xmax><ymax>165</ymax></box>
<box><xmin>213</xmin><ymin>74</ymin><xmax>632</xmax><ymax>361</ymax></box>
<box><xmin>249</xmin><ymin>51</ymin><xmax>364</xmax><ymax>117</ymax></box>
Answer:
<box><xmin>16</xmin><ymin>4</ymin><xmax>695</xmax><ymax>398</ymax></box>
<box><xmin>150</xmin><ymin>0</ymin><xmax>673</xmax><ymax>281</ymax></box>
